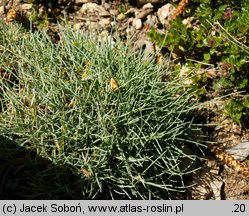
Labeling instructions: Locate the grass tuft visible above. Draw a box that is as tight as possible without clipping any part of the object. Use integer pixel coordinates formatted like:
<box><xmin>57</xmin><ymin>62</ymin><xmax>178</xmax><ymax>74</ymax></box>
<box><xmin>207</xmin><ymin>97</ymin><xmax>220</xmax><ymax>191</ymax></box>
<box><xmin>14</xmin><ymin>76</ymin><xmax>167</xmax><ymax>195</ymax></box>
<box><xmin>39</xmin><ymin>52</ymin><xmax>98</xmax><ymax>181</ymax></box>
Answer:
<box><xmin>0</xmin><ymin>21</ymin><xmax>203</xmax><ymax>199</ymax></box>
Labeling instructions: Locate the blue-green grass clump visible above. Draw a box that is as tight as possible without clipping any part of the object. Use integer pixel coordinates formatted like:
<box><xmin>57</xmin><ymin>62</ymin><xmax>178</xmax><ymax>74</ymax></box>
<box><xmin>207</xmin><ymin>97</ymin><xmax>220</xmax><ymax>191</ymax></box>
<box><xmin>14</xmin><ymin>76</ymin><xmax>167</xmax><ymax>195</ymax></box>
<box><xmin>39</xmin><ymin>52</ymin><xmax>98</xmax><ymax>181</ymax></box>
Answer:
<box><xmin>0</xmin><ymin>21</ymin><xmax>203</xmax><ymax>199</ymax></box>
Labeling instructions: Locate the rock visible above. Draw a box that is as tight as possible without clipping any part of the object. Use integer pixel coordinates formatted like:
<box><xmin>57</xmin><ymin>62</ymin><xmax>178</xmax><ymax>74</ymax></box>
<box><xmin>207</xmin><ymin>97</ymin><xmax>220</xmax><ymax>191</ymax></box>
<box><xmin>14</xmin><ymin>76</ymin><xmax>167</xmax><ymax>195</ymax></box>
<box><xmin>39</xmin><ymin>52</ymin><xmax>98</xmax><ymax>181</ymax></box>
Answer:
<box><xmin>142</xmin><ymin>3</ymin><xmax>154</xmax><ymax>10</ymax></box>
<box><xmin>136</xmin><ymin>0</ymin><xmax>166</xmax><ymax>7</ymax></box>
<box><xmin>102</xmin><ymin>2</ymin><xmax>111</xmax><ymax>10</ymax></box>
<box><xmin>0</xmin><ymin>6</ymin><xmax>4</xmax><ymax>15</ymax></box>
<box><xmin>226</xmin><ymin>142</ymin><xmax>249</xmax><ymax>161</ymax></box>
<box><xmin>145</xmin><ymin>14</ymin><xmax>159</xmax><ymax>27</ymax></box>
<box><xmin>99</xmin><ymin>18</ymin><xmax>111</xmax><ymax>29</ymax></box>
<box><xmin>135</xmin><ymin>8</ymin><xmax>153</xmax><ymax>20</ymax></box>
<box><xmin>79</xmin><ymin>3</ymin><xmax>110</xmax><ymax>17</ymax></box>
<box><xmin>85</xmin><ymin>20</ymin><xmax>100</xmax><ymax>31</ymax></box>
<box><xmin>3</xmin><ymin>0</ymin><xmax>22</xmax><ymax>10</ymax></box>
<box><xmin>210</xmin><ymin>180</ymin><xmax>224</xmax><ymax>200</ymax></box>
<box><xmin>134</xmin><ymin>3</ymin><xmax>154</xmax><ymax>20</ymax></box>
<box><xmin>98</xmin><ymin>32</ymin><xmax>116</xmax><ymax>49</ymax></box>
<box><xmin>157</xmin><ymin>3</ymin><xmax>175</xmax><ymax>26</ymax></box>
<box><xmin>76</xmin><ymin>0</ymin><xmax>98</xmax><ymax>3</ymax></box>
<box><xmin>133</xmin><ymin>18</ymin><xmax>143</xmax><ymax>30</ymax></box>
<box><xmin>19</xmin><ymin>4</ymin><xmax>32</xmax><ymax>11</ymax></box>
<box><xmin>100</xmin><ymin>30</ymin><xmax>109</xmax><ymax>39</ymax></box>
<box><xmin>109</xmin><ymin>9</ymin><xmax>119</xmax><ymax>16</ymax></box>
<box><xmin>126</xmin><ymin>26</ymin><xmax>136</xmax><ymax>39</ymax></box>
<box><xmin>133</xmin><ymin>38</ymin><xmax>155</xmax><ymax>61</ymax></box>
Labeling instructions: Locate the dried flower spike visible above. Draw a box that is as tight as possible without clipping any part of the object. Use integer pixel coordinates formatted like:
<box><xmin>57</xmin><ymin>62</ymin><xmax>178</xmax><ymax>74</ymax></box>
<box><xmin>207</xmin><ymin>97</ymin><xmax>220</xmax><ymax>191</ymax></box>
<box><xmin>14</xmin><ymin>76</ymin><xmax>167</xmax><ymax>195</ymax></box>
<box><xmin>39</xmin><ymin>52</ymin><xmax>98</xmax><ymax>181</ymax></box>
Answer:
<box><xmin>6</xmin><ymin>8</ymin><xmax>18</xmax><ymax>24</ymax></box>
<box><xmin>209</xmin><ymin>145</ymin><xmax>249</xmax><ymax>178</ymax></box>
<box><xmin>171</xmin><ymin>0</ymin><xmax>190</xmax><ymax>20</ymax></box>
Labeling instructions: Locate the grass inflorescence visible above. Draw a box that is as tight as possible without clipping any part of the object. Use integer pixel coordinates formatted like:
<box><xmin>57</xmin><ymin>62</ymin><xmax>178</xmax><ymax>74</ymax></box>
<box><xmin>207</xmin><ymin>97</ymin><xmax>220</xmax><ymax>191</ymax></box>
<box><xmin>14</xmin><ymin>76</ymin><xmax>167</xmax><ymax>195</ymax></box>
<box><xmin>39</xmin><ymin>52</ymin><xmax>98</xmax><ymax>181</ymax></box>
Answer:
<box><xmin>0</xmin><ymin>21</ymin><xmax>204</xmax><ymax>199</ymax></box>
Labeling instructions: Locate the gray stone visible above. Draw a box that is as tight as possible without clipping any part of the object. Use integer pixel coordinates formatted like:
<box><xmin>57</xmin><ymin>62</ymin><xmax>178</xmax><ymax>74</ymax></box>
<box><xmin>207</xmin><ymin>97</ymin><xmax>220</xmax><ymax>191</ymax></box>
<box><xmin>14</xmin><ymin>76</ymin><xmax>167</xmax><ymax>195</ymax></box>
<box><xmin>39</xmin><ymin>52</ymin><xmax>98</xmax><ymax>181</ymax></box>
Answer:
<box><xmin>102</xmin><ymin>2</ymin><xmax>111</xmax><ymax>10</ymax></box>
<box><xmin>125</xmin><ymin>25</ymin><xmax>136</xmax><ymax>39</ymax></box>
<box><xmin>19</xmin><ymin>4</ymin><xmax>32</xmax><ymax>11</ymax></box>
<box><xmin>136</xmin><ymin>0</ymin><xmax>166</xmax><ymax>7</ymax></box>
<box><xmin>145</xmin><ymin>14</ymin><xmax>159</xmax><ymax>27</ymax></box>
<box><xmin>135</xmin><ymin>8</ymin><xmax>153</xmax><ymax>20</ymax></box>
<box><xmin>109</xmin><ymin>9</ymin><xmax>119</xmax><ymax>16</ymax></box>
<box><xmin>79</xmin><ymin>3</ymin><xmax>110</xmax><ymax>17</ymax></box>
<box><xmin>133</xmin><ymin>38</ymin><xmax>155</xmax><ymax>61</ymax></box>
<box><xmin>85</xmin><ymin>20</ymin><xmax>100</xmax><ymax>31</ymax></box>
<box><xmin>76</xmin><ymin>0</ymin><xmax>98</xmax><ymax>3</ymax></box>
<box><xmin>99</xmin><ymin>18</ymin><xmax>111</xmax><ymax>29</ymax></box>
<box><xmin>142</xmin><ymin>3</ymin><xmax>154</xmax><ymax>10</ymax></box>
<box><xmin>225</xmin><ymin>142</ymin><xmax>249</xmax><ymax>161</ymax></box>
<box><xmin>133</xmin><ymin>18</ymin><xmax>143</xmax><ymax>30</ymax></box>
<box><xmin>157</xmin><ymin>3</ymin><xmax>175</xmax><ymax>26</ymax></box>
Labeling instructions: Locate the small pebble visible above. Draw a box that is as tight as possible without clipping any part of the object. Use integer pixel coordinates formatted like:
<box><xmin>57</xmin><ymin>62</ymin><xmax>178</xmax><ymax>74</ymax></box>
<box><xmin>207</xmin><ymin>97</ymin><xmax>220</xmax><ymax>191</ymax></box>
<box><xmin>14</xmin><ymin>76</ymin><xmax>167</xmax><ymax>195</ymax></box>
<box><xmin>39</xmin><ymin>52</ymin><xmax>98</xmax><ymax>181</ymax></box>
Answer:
<box><xmin>134</xmin><ymin>18</ymin><xmax>142</xmax><ymax>30</ymax></box>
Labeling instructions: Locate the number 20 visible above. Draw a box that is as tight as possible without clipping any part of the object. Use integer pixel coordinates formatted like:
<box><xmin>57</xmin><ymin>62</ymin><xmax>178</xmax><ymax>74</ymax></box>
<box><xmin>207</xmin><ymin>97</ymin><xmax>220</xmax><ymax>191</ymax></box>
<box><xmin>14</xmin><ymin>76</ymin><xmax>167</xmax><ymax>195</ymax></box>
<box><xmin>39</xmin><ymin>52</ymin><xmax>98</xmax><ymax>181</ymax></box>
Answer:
<box><xmin>233</xmin><ymin>204</ymin><xmax>245</xmax><ymax>212</ymax></box>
